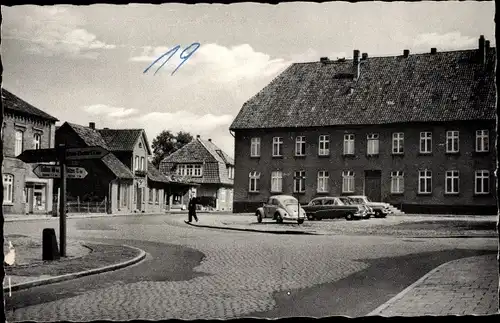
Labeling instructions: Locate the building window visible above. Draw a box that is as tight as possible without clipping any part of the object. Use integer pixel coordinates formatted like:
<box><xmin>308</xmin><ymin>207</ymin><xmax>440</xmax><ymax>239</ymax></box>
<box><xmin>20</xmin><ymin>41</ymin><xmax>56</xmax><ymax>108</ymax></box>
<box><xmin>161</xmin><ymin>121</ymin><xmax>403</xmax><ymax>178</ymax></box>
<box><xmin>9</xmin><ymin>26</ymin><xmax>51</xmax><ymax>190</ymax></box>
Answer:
<box><xmin>476</xmin><ymin>130</ymin><xmax>489</xmax><ymax>152</ymax></box>
<box><xmin>250</xmin><ymin>137</ymin><xmax>261</xmax><ymax>157</ymax></box>
<box><xmin>318</xmin><ymin>135</ymin><xmax>330</xmax><ymax>156</ymax></box>
<box><xmin>446</xmin><ymin>131</ymin><xmax>459</xmax><ymax>153</ymax></box>
<box><xmin>249</xmin><ymin>171</ymin><xmax>260</xmax><ymax>192</ymax></box>
<box><xmin>177</xmin><ymin>164</ymin><xmax>203</xmax><ymax>177</ymax></box>
<box><xmin>15</xmin><ymin>130</ymin><xmax>24</xmax><ymax>156</ymax></box>
<box><xmin>228</xmin><ymin>166</ymin><xmax>234</xmax><ymax>179</ymax></box>
<box><xmin>342</xmin><ymin>171</ymin><xmax>355</xmax><ymax>193</ymax></box>
<box><xmin>418</xmin><ymin>170</ymin><xmax>432</xmax><ymax>194</ymax></box>
<box><xmin>271</xmin><ymin>171</ymin><xmax>283</xmax><ymax>193</ymax></box>
<box><xmin>3</xmin><ymin>174</ymin><xmax>14</xmax><ymax>204</ymax></box>
<box><xmin>475</xmin><ymin>170</ymin><xmax>490</xmax><ymax>195</ymax></box>
<box><xmin>33</xmin><ymin>133</ymin><xmax>41</xmax><ymax>150</ymax></box>
<box><xmin>343</xmin><ymin>134</ymin><xmax>355</xmax><ymax>155</ymax></box>
<box><xmin>317</xmin><ymin>171</ymin><xmax>329</xmax><ymax>193</ymax></box>
<box><xmin>391</xmin><ymin>171</ymin><xmax>404</xmax><ymax>194</ymax></box>
<box><xmin>293</xmin><ymin>171</ymin><xmax>306</xmax><ymax>193</ymax></box>
<box><xmin>367</xmin><ymin>133</ymin><xmax>379</xmax><ymax>155</ymax></box>
<box><xmin>392</xmin><ymin>133</ymin><xmax>404</xmax><ymax>154</ymax></box>
<box><xmin>445</xmin><ymin>170</ymin><xmax>459</xmax><ymax>194</ymax></box>
<box><xmin>134</xmin><ymin>156</ymin><xmax>139</xmax><ymax>170</ymax></box>
<box><xmin>272</xmin><ymin>137</ymin><xmax>283</xmax><ymax>157</ymax></box>
<box><xmin>295</xmin><ymin>136</ymin><xmax>306</xmax><ymax>156</ymax></box>
<box><xmin>193</xmin><ymin>165</ymin><xmax>203</xmax><ymax>177</ymax></box>
<box><xmin>220</xmin><ymin>189</ymin><xmax>226</xmax><ymax>203</ymax></box>
<box><xmin>420</xmin><ymin>132</ymin><xmax>432</xmax><ymax>153</ymax></box>
<box><xmin>140</xmin><ymin>157</ymin><xmax>145</xmax><ymax>170</ymax></box>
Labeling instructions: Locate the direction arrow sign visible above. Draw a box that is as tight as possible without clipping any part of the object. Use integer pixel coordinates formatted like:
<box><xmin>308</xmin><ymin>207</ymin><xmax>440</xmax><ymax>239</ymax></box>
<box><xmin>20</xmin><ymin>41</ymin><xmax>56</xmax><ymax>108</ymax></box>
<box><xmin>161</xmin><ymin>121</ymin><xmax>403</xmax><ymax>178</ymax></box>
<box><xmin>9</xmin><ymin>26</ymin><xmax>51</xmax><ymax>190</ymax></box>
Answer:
<box><xmin>33</xmin><ymin>165</ymin><xmax>88</xmax><ymax>179</ymax></box>
<box><xmin>65</xmin><ymin>146</ymin><xmax>109</xmax><ymax>160</ymax></box>
<box><xmin>18</xmin><ymin>148</ymin><xmax>58</xmax><ymax>163</ymax></box>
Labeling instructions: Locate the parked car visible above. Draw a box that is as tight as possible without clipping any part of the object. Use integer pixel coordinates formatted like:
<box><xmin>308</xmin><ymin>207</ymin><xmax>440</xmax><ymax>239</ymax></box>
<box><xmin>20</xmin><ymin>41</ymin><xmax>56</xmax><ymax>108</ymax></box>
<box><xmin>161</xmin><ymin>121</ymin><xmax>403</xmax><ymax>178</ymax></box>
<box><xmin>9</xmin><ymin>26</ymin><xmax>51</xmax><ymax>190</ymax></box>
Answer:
<box><xmin>302</xmin><ymin>197</ymin><xmax>365</xmax><ymax>221</ymax></box>
<box><xmin>338</xmin><ymin>197</ymin><xmax>374</xmax><ymax>219</ymax></box>
<box><xmin>347</xmin><ymin>195</ymin><xmax>391</xmax><ymax>218</ymax></box>
<box><xmin>256</xmin><ymin>195</ymin><xmax>306</xmax><ymax>224</ymax></box>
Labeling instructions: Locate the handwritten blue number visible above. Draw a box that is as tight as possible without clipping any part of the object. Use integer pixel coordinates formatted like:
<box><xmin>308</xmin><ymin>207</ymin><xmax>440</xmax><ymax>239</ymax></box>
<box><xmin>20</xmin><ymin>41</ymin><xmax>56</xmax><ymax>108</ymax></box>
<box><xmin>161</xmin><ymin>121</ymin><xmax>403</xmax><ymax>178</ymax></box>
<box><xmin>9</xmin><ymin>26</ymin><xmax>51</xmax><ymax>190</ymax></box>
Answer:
<box><xmin>143</xmin><ymin>42</ymin><xmax>200</xmax><ymax>76</ymax></box>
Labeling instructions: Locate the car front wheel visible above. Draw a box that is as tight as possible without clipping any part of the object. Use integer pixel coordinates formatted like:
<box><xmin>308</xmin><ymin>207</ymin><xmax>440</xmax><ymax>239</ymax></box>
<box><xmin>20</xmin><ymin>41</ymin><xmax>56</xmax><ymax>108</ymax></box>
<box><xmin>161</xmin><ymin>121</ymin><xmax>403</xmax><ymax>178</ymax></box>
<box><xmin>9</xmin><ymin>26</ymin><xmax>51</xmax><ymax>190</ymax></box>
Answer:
<box><xmin>345</xmin><ymin>213</ymin><xmax>354</xmax><ymax>221</ymax></box>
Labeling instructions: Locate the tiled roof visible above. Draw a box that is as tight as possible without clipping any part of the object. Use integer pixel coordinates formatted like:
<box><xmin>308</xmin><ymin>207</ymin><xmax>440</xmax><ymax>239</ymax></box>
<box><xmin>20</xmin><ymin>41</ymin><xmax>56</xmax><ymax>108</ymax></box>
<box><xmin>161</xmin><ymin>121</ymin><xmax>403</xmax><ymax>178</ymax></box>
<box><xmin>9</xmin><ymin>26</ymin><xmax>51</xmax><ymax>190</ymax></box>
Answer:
<box><xmin>230</xmin><ymin>48</ymin><xmax>496</xmax><ymax>130</ymax></box>
<box><xmin>102</xmin><ymin>154</ymin><xmax>134</xmax><ymax>179</ymax></box>
<box><xmin>147</xmin><ymin>161</ymin><xmax>170</xmax><ymax>183</ymax></box>
<box><xmin>66</xmin><ymin>123</ymin><xmax>110</xmax><ymax>148</ymax></box>
<box><xmin>2</xmin><ymin>88</ymin><xmax>58</xmax><ymax>122</ymax></box>
<box><xmin>159</xmin><ymin>138</ymin><xmax>234</xmax><ymax>186</ymax></box>
<box><xmin>98</xmin><ymin>129</ymin><xmax>152</xmax><ymax>154</ymax></box>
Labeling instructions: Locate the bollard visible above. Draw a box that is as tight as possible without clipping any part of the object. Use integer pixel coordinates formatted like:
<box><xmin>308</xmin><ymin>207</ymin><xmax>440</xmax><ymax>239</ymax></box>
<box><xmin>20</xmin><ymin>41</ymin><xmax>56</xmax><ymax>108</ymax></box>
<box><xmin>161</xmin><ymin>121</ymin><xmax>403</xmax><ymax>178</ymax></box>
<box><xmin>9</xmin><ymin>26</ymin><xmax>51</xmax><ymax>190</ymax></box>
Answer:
<box><xmin>42</xmin><ymin>228</ymin><xmax>60</xmax><ymax>261</ymax></box>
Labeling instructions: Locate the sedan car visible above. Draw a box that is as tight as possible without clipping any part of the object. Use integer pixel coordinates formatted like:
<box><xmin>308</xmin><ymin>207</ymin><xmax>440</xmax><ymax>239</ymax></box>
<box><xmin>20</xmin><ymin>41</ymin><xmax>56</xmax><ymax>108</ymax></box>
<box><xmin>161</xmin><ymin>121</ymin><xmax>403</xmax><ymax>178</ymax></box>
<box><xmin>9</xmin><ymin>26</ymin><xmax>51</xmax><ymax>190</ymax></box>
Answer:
<box><xmin>338</xmin><ymin>197</ymin><xmax>374</xmax><ymax>219</ymax></box>
<box><xmin>348</xmin><ymin>195</ymin><xmax>391</xmax><ymax>218</ymax></box>
<box><xmin>256</xmin><ymin>195</ymin><xmax>307</xmax><ymax>224</ymax></box>
<box><xmin>302</xmin><ymin>197</ymin><xmax>366</xmax><ymax>221</ymax></box>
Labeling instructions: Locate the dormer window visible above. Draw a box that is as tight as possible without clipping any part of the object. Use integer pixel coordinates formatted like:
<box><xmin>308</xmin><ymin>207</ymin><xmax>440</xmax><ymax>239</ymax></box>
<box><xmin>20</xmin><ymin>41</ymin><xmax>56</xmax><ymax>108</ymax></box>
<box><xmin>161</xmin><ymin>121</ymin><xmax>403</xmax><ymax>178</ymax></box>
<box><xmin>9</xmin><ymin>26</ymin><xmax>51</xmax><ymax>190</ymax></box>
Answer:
<box><xmin>177</xmin><ymin>164</ymin><xmax>203</xmax><ymax>177</ymax></box>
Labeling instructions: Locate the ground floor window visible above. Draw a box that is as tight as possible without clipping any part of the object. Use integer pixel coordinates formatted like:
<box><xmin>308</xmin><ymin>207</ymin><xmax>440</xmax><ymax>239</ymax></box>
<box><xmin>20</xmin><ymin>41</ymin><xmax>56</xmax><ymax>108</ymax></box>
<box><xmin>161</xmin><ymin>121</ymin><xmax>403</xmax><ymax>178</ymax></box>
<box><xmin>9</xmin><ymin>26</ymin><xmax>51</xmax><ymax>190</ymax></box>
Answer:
<box><xmin>418</xmin><ymin>170</ymin><xmax>432</xmax><ymax>194</ymax></box>
<box><xmin>3</xmin><ymin>174</ymin><xmax>14</xmax><ymax>204</ymax></box>
<box><xmin>249</xmin><ymin>171</ymin><xmax>260</xmax><ymax>192</ymax></box>
<box><xmin>391</xmin><ymin>171</ymin><xmax>404</xmax><ymax>194</ymax></box>
<box><xmin>293</xmin><ymin>171</ymin><xmax>306</xmax><ymax>193</ymax></box>
<box><xmin>342</xmin><ymin>171</ymin><xmax>354</xmax><ymax>193</ymax></box>
<box><xmin>475</xmin><ymin>170</ymin><xmax>490</xmax><ymax>194</ymax></box>
<box><xmin>445</xmin><ymin>170</ymin><xmax>459</xmax><ymax>194</ymax></box>
<box><xmin>317</xmin><ymin>171</ymin><xmax>329</xmax><ymax>193</ymax></box>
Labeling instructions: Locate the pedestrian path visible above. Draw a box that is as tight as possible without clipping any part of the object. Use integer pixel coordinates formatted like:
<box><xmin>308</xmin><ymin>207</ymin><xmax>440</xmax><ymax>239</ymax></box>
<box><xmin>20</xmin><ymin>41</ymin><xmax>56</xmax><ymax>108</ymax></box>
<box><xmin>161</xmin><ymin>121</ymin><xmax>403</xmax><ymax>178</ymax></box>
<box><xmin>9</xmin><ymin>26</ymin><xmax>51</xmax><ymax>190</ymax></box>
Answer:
<box><xmin>368</xmin><ymin>254</ymin><xmax>499</xmax><ymax>316</ymax></box>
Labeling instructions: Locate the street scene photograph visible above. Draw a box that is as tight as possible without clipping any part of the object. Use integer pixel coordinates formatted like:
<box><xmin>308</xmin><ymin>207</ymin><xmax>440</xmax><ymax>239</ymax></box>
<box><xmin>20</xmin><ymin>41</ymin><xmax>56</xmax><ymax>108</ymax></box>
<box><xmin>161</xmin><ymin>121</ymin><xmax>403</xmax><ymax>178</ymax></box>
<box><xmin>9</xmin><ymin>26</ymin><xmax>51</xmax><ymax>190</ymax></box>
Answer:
<box><xmin>1</xmin><ymin>1</ymin><xmax>498</xmax><ymax>321</ymax></box>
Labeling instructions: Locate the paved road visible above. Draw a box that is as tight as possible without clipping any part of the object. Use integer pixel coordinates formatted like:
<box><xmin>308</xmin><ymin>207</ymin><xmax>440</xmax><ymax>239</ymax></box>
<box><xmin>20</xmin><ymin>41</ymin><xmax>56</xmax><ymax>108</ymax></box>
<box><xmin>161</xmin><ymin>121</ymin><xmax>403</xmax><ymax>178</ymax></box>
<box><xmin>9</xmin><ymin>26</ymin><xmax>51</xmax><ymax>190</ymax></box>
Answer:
<box><xmin>4</xmin><ymin>214</ymin><xmax>497</xmax><ymax>320</ymax></box>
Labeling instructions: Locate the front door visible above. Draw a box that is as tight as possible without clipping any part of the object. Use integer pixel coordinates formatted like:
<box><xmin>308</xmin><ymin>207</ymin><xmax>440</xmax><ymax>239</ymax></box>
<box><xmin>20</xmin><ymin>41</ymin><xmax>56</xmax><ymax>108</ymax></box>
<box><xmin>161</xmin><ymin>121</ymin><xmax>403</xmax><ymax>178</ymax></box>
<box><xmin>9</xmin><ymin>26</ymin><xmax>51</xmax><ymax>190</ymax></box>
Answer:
<box><xmin>136</xmin><ymin>184</ymin><xmax>142</xmax><ymax>211</ymax></box>
<box><xmin>364</xmin><ymin>170</ymin><xmax>382</xmax><ymax>202</ymax></box>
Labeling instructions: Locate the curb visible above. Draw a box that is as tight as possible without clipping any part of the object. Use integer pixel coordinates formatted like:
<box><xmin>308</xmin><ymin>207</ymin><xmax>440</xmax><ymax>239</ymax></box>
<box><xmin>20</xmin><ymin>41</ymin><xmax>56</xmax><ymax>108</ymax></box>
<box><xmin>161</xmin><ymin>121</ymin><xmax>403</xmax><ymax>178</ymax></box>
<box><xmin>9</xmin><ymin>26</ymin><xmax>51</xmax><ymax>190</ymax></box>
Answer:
<box><xmin>3</xmin><ymin>244</ymin><xmax>146</xmax><ymax>293</ymax></box>
<box><xmin>366</xmin><ymin>258</ymin><xmax>462</xmax><ymax>316</ymax></box>
<box><xmin>184</xmin><ymin>222</ymin><xmax>319</xmax><ymax>235</ymax></box>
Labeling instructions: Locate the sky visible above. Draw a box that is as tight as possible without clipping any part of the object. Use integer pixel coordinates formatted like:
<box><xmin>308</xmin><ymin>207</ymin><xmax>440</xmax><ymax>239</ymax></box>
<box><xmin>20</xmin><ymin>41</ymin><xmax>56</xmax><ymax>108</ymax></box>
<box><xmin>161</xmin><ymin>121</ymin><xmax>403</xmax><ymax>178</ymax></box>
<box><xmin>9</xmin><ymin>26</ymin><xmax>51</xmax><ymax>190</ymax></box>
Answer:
<box><xmin>1</xmin><ymin>2</ymin><xmax>495</xmax><ymax>159</ymax></box>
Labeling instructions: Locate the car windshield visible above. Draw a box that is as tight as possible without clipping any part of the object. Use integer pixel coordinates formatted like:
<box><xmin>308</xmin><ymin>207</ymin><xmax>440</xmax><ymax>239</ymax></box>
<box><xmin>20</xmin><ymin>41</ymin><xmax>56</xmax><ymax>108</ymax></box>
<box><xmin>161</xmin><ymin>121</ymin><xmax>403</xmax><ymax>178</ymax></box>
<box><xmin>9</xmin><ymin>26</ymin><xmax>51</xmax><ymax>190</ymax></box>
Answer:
<box><xmin>283</xmin><ymin>199</ymin><xmax>298</xmax><ymax>205</ymax></box>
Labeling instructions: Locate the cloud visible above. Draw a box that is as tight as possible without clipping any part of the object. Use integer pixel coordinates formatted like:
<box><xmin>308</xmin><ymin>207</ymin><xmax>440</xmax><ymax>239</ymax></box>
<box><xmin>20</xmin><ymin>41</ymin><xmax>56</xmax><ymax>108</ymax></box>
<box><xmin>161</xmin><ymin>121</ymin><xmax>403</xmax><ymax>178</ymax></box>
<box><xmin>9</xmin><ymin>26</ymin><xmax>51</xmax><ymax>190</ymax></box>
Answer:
<box><xmin>131</xmin><ymin>43</ymin><xmax>291</xmax><ymax>83</ymax></box>
<box><xmin>413</xmin><ymin>32</ymin><xmax>477</xmax><ymax>51</ymax></box>
<box><xmin>2</xmin><ymin>6</ymin><xmax>115</xmax><ymax>58</ymax></box>
<box><xmin>84</xmin><ymin>104</ymin><xmax>139</xmax><ymax>118</ymax></box>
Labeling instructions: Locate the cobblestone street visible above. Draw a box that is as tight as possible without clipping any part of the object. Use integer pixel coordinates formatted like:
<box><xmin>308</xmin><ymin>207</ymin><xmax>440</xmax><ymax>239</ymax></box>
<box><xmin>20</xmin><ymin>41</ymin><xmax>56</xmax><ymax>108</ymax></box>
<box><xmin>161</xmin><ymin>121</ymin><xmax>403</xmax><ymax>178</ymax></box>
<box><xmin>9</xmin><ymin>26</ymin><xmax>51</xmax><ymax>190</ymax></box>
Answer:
<box><xmin>4</xmin><ymin>214</ymin><xmax>498</xmax><ymax>320</ymax></box>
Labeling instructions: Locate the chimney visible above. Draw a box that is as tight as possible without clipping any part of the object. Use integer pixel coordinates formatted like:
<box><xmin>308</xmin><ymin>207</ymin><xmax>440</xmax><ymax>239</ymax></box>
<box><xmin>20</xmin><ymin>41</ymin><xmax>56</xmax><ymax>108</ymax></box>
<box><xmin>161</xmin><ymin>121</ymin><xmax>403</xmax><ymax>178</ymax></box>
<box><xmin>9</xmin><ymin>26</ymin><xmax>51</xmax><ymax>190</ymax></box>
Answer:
<box><xmin>353</xmin><ymin>49</ymin><xmax>360</xmax><ymax>80</ymax></box>
<box><xmin>208</xmin><ymin>138</ymin><xmax>212</xmax><ymax>142</ymax></box>
<box><xmin>196</xmin><ymin>134</ymin><xmax>200</xmax><ymax>138</ymax></box>
<box><xmin>403</xmin><ymin>49</ymin><xmax>410</xmax><ymax>58</ymax></box>
<box><xmin>430</xmin><ymin>48</ymin><xmax>437</xmax><ymax>55</ymax></box>
<box><xmin>89</xmin><ymin>122</ymin><xmax>95</xmax><ymax>129</ymax></box>
<box><xmin>361</xmin><ymin>53</ymin><xmax>368</xmax><ymax>60</ymax></box>
<box><xmin>478</xmin><ymin>35</ymin><xmax>486</xmax><ymax>64</ymax></box>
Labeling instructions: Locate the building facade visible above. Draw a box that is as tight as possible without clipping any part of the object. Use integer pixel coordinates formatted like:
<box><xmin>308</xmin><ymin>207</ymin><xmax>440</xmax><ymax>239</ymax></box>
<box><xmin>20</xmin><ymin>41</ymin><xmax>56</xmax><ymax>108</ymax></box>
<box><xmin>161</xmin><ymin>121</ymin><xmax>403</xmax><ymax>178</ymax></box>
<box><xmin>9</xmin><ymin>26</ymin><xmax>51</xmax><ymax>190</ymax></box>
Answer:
<box><xmin>159</xmin><ymin>136</ymin><xmax>234</xmax><ymax>211</ymax></box>
<box><xmin>2</xmin><ymin>89</ymin><xmax>58</xmax><ymax>215</ymax></box>
<box><xmin>229</xmin><ymin>36</ymin><xmax>496</xmax><ymax>215</ymax></box>
<box><xmin>55</xmin><ymin>122</ymin><xmax>193</xmax><ymax>214</ymax></box>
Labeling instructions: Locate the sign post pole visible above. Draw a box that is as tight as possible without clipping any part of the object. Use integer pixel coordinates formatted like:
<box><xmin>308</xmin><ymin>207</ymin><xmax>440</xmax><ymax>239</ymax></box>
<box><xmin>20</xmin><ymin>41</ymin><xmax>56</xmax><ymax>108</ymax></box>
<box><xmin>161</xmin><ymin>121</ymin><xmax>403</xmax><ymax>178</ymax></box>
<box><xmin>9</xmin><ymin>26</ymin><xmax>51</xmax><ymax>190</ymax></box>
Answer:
<box><xmin>58</xmin><ymin>144</ymin><xmax>67</xmax><ymax>257</ymax></box>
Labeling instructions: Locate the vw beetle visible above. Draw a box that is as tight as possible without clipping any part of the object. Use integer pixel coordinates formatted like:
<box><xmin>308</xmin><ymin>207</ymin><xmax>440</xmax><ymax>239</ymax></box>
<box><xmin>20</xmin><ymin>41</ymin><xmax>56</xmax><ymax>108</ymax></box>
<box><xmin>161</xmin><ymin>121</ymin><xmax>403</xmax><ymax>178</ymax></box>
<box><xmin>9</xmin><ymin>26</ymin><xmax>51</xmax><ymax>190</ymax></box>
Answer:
<box><xmin>256</xmin><ymin>195</ymin><xmax>307</xmax><ymax>224</ymax></box>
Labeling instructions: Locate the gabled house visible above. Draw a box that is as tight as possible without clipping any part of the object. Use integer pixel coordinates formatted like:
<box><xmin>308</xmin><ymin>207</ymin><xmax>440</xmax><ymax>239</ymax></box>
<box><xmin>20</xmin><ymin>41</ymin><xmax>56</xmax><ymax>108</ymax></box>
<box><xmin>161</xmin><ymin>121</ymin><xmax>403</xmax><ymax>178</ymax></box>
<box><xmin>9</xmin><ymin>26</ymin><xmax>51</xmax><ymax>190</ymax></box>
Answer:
<box><xmin>2</xmin><ymin>89</ymin><xmax>58</xmax><ymax>215</ymax></box>
<box><xmin>55</xmin><ymin>122</ymin><xmax>193</xmax><ymax>214</ymax></box>
<box><xmin>159</xmin><ymin>135</ymin><xmax>234</xmax><ymax>211</ymax></box>
<box><xmin>229</xmin><ymin>35</ymin><xmax>496</xmax><ymax>215</ymax></box>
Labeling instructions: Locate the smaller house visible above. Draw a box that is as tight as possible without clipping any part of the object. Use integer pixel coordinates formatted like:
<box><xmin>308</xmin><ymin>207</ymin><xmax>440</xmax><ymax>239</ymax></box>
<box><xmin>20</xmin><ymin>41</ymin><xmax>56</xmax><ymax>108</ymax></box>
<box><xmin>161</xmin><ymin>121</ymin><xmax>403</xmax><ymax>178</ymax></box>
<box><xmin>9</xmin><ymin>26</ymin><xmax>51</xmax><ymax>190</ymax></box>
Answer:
<box><xmin>159</xmin><ymin>135</ymin><xmax>234</xmax><ymax>211</ymax></box>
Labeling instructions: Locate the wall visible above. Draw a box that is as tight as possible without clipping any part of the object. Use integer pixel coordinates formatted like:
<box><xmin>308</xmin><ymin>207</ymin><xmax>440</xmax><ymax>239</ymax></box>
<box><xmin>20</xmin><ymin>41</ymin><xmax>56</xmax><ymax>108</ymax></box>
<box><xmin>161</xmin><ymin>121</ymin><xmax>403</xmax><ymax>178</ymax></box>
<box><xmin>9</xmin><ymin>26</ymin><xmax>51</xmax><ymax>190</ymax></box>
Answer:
<box><xmin>2</xmin><ymin>112</ymin><xmax>55</xmax><ymax>215</ymax></box>
<box><xmin>233</xmin><ymin>121</ymin><xmax>497</xmax><ymax>213</ymax></box>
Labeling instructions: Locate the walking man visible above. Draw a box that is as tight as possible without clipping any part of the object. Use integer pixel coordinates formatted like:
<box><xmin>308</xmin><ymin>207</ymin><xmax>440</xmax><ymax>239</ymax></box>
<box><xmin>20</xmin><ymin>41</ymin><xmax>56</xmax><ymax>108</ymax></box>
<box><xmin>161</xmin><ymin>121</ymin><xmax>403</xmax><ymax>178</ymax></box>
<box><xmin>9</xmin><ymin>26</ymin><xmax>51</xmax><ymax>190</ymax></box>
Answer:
<box><xmin>187</xmin><ymin>197</ymin><xmax>198</xmax><ymax>223</ymax></box>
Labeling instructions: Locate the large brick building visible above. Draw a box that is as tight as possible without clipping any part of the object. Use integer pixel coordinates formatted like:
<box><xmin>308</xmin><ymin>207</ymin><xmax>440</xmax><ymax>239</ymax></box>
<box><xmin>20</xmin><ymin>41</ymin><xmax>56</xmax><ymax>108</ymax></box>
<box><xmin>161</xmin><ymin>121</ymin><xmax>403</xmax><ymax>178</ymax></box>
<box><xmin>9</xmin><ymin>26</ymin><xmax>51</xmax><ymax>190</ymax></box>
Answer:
<box><xmin>159</xmin><ymin>135</ymin><xmax>234</xmax><ymax>211</ymax></box>
<box><xmin>229</xmin><ymin>36</ymin><xmax>496</xmax><ymax>215</ymax></box>
<box><xmin>2</xmin><ymin>89</ymin><xmax>58</xmax><ymax>215</ymax></box>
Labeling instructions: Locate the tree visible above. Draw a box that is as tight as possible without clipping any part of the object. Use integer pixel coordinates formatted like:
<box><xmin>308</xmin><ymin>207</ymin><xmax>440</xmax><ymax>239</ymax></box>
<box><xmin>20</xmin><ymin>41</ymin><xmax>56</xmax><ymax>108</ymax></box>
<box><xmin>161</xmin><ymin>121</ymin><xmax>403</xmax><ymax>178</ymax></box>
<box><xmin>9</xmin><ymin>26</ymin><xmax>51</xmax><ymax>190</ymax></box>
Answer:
<box><xmin>151</xmin><ymin>130</ymin><xmax>194</xmax><ymax>167</ymax></box>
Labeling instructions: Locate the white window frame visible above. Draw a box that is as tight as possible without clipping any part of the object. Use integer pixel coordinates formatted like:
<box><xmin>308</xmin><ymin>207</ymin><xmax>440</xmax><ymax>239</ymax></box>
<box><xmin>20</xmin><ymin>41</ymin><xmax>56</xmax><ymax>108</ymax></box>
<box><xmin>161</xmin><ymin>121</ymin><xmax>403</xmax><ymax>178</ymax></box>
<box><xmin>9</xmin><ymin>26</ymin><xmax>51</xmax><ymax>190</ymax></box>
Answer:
<box><xmin>293</xmin><ymin>171</ymin><xmax>306</xmax><ymax>193</ymax></box>
<box><xmin>3</xmin><ymin>174</ymin><xmax>14</xmax><ymax>204</ymax></box>
<box><xmin>15</xmin><ymin>130</ymin><xmax>24</xmax><ymax>156</ymax></box>
<box><xmin>343</xmin><ymin>134</ymin><xmax>355</xmax><ymax>155</ymax></box>
<box><xmin>318</xmin><ymin>135</ymin><xmax>330</xmax><ymax>156</ymax></box>
<box><xmin>392</xmin><ymin>133</ymin><xmax>404</xmax><ymax>154</ymax></box>
<box><xmin>367</xmin><ymin>133</ymin><xmax>379</xmax><ymax>155</ymax></box>
<box><xmin>475</xmin><ymin>170</ymin><xmax>490</xmax><ymax>195</ymax></box>
<box><xmin>140</xmin><ymin>157</ymin><xmax>145</xmax><ymax>170</ymax></box>
<box><xmin>445</xmin><ymin>170</ymin><xmax>460</xmax><ymax>194</ymax></box>
<box><xmin>446</xmin><ymin>131</ymin><xmax>459</xmax><ymax>153</ymax></box>
<box><xmin>33</xmin><ymin>133</ymin><xmax>41</xmax><ymax>150</ymax></box>
<box><xmin>295</xmin><ymin>136</ymin><xmax>306</xmax><ymax>156</ymax></box>
<box><xmin>250</xmin><ymin>137</ymin><xmax>261</xmax><ymax>157</ymax></box>
<box><xmin>134</xmin><ymin>156</ymin><xmax>139</xmax><ymax>170</ymax></box>
<box><xmin>476</xmin><ymin>130</ymin><xmax>489</xmax><ymax>152</ymax></box>
<box><xmin>418</xmin><ymin>170</ymin><xmax>432</xmax><ymax>194</ymax></box>
<box><xmin>317</xmin><ymin>171</ymin><xmax>329</xmax><ymax>193</ymax></box>
<box><xmin>249</xmin><ymin>171</ymin><xmax>260</xmax><ymax>192</ymax></box>
<box><xmin>390</xmin><ymin>171</ymin><xmax>404</xmax><ymax>194</ymax></box>
<box><xmin>193</xmin><ymin>165</ymin><xmax>203</xmax><ymax>177</ymax></box>
<box><xmin>342</xmin><ymin>171</ymin><xmax>355</xmax><ymax>193</ymax></box>
<box><xmin>272</xmin><ymin>137</ymin><xmax>283</xmax><ymax>157</ymax></box>
<box><xmin>420</xmin><ymin>132</ymin><xmax>432</xmax><ymax>154</ymax></box>
<box><xmin>271</xmin><ymin>171</ymin><xmax>283</xmax><ymax>193</ymax></box>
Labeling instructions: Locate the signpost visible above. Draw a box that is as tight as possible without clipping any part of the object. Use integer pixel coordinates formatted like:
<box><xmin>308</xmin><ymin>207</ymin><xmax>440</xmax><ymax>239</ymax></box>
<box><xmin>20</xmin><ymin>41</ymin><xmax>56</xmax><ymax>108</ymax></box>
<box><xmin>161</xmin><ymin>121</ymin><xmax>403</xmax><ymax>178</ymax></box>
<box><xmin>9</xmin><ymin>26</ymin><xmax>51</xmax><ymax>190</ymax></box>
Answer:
<box><xmin>18</xmin><ymin>145</ymin><xmax>109</xmax><ymax>257</ymax></box>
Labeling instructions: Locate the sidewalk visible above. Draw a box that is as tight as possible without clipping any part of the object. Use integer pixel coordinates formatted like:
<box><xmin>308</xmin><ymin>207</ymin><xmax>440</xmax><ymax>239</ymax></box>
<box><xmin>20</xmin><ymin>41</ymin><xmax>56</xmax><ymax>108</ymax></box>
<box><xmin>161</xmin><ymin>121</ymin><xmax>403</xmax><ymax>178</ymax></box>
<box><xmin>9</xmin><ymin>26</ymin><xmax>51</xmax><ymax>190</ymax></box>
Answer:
<box><xmin>3</xmin><ymin>234</ymin><xmax>145</xmax><ymax>292</ymax></box>
<box><xmin>368</xmin><ymin>254</ymin><xmax>499</xmax><ymax>316</ymax></box>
